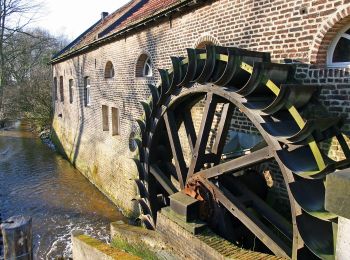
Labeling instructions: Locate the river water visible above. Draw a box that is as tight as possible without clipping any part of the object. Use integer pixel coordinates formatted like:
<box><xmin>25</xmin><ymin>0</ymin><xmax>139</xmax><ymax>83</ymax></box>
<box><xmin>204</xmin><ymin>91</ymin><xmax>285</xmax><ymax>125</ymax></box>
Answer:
<box><xmin>0</xmin><ymin>122</ymin><xmax>127</xmax><ymax>259</ymax></box>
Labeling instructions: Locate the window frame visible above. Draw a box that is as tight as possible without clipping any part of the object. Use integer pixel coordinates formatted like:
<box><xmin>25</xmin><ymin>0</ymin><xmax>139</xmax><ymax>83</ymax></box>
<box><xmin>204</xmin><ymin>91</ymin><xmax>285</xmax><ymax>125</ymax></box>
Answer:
<box><xmin>69</xmin><ymin>79</ymin><xmax>74</xmax><ymax>104</ymax></box>
<box><xmin>102</xmin><ymin>105</ymin><xmax>109</xmax><ymax>131</ymax></box>
<box><xmin>143</xmin><ymin>57</ymin><xmax>152</xmax><ymax>77</ymax></box>
<box><xmin>59</xmin><ymin>76</ymin><xmax>64</xmax><ymax>102</ymax></box>
<box><xmin>327</xmin><ymin>25</ymin><xmax>350</xmax><ymax>68</ymax></box>
<box><xmin>54</xmin><ymin>77</ymin><xmax>58</xmax><ymax>101</ymax></box>
<box><xmin>111</xmin><ymin>107</ymin><xmax>120</xmax><ymax>136</ymax></box>
<box><xmin>84</xmin><ymin>77</ymin><xmax>91</xmax><ymax>107</ymax></box>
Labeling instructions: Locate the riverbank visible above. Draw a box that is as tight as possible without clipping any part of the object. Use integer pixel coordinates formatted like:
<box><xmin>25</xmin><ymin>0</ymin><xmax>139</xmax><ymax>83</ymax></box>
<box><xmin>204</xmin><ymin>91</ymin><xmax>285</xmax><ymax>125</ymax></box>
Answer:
<box><xmin>0</xmin><ymin>119</ymin><xmax>56</xmax><ymax>151</ymax></box>
<box><xmin>39</xmin><ymin>127</ymin><xmax>56</xmax><ymax>151</ymax></box>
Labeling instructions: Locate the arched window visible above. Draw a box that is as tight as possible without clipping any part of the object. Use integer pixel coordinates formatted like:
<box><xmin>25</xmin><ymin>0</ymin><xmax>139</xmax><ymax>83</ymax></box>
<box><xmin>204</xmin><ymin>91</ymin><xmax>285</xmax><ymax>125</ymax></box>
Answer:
<box><xmin>194</xmin><ymin>35</ymin><xmax>220</xmax><ymax>49</ymax></box>
<box><xmin>327</xmin><ymin>25</ymin><xmax>350</xmax><ymax>67</ymax></box>
<box><xmin>135</xmin><ymin>54</ymin><xmax>152</xmax><ymax>78</ymax></box>
<box><xmin>196</xmin><ymin>40</ymin><xmax>214</xmax><ymax>49</ymax></box>
<box><xmin>104</xmin><ymin>61</ymin><xmax>115</xmax><ymax>78</ymax></box>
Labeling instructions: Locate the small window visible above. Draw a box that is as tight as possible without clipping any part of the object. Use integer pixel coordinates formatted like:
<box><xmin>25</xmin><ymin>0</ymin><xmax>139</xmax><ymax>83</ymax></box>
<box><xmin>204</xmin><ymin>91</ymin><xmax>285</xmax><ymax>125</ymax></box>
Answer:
<box><xmin>84</xmin><ymin>77</ymin><xmax>91</xmax><ymax>107</ymax></box>
<box><xmin>129</xmin><ymin>131</ymin><xmax>137</xmax><ymax>152</ymax></box>
<box><xmin>53</xmin><ymin>77</ymin><xmax>58</xmax><ymax>100</ymax></box>
<box><xmin>327</xmin><ymin>26</ymin><xmax>350</xmax><ymax>67</ymax></box>
<box><xmin>135</xmin><ymin>54</ymin><xmax>152</xmax><ymax>78</ymax></box>
<box><xmin>111</xmin><ymin>107</ymin><xmax>120</xmax><ymax>136</ymax></box>
<box><xmin>59</xmin><ymin>76</ymin><xmax>64</xmax><ymax>102</ymax></box>
<box><xmin>69</xmin><ymin>79</ymin><xmax>74</xmax><ymax>104</ymax></box>
<box><xmin>104</xmin><ymin>61</ymin><xmax>115</xmax><ymax>78</ymax></box>
<box><xmin>102</xmin><ymin>105</ymin><xmax>109</xmax><ymax>131</ymax></box>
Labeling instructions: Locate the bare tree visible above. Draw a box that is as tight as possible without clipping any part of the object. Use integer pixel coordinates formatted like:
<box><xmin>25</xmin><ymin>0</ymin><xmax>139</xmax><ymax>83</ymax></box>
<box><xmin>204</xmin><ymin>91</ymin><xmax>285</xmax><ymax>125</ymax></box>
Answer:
<box><xmin>3</xmin><ymin>28</ymin><xmax>67</xmax><ymax>130</ymax></box>
<box><xmin>0</xmin><ymin>0</ymin><xmax>41</xmax><ymax>112</ymax></box>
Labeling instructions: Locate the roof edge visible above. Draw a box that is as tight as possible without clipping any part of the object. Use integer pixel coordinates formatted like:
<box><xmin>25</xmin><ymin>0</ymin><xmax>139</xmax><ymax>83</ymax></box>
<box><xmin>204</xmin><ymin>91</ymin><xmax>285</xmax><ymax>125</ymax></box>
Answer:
<box><xmin>52</xmin><ymin>18</ymin><xmax>103</xmax><ymax>60</ymax></box>
<box><xmin>98</xmin><ymin>0</ymin><xmax>148</xmax><ymax>38</ymax></box>
<box><xmin>50</xmin><ymin>0</ymin><xmax>208</xmax><ymax>64</ymax></box>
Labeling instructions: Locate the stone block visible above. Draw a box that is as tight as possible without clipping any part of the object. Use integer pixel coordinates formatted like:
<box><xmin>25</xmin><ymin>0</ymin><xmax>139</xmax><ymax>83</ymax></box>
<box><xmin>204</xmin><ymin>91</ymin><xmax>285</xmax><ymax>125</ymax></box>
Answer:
<box><xmin>72</xmin><ymin>231</ymin><xmax>140</xmax><ymax>260</ymax></box>
<box><xmin>156</xmin><ymin>210</ymin><xmax>281</xmax><ymax>260</ymax></box>
<box><xmin>169</xmin><ymin>191</ymin><xmax>199</xmax><ymax>222</ymax></box>
<box><xmin>110</xmin><ymin>221</ymin><xmax>166</xmax><ymax>250</ymax></box>
<box><xmin>110</xmin><ymin>221</ymin><xmax>181</xmax><ymax>260</ymax></box>
<box><xmin>336</xmin><ymin>217</ymin><xmax>350</xmax><ymax>260</ymax></box>
<box><xmin>161</xmin><ymin>206</ymin><xmax>207</xmax><ymax>235</ymax></box>
<box><xmin>325</xmin><ymin>169</ymin><xmax>350</xmax><ymax>219</ymax></box>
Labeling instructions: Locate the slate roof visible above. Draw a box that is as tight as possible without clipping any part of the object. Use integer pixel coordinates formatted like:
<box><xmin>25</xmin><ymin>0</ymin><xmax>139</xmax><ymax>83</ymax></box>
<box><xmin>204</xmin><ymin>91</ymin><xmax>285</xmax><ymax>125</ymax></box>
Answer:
<box><xmin>52</xmin><ymin>0</ymin><xmax>191</xmax><ymax>62</ymax></box>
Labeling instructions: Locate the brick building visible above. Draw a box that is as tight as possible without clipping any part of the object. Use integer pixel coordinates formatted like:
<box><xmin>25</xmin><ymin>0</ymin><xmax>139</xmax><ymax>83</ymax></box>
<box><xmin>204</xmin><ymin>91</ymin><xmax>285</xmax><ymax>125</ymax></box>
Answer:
<box><xmin>50</xmin><ymin>0</ymin><xmax>350</xmax><ymax>212</ymax></box>
<box><xmin>50</xmin><ymin>1</ymin><xmax>350</xmax><ymax>257</ymax></box>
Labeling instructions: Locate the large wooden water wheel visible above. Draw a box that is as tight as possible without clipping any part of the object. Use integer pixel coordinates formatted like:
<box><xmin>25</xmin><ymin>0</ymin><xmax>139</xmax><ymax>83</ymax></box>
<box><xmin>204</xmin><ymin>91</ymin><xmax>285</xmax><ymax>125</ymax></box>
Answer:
<box><xmin>133</xmin><ymin>45</ymin><xmax>350</xmax><ymax>259</ymax></box>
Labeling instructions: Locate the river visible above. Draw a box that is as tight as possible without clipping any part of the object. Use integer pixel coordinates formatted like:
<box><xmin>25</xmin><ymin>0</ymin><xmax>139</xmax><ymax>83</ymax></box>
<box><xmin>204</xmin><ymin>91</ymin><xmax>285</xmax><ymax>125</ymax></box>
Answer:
<box><xmin>0</xmin><ymin>122</ymin><xmax>127</xmax><ymax>259</ymax></box>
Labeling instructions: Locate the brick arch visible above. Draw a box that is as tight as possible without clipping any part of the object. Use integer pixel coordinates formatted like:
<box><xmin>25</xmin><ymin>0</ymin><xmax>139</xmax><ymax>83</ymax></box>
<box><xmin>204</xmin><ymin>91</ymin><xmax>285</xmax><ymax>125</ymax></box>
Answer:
<box><xmin>194</xmin><ymin>34</ymin><xmax>221</xmax><ymax>49</ymax></box>
<box><xmin>104</xmin><ymin>61</ymin><xmax>115</xmax><ymax>78</ymax></box>
<box><xmin>310</xmin><ymin>5</ymin><xmax>350</xmax><ymax>64</ymax></box>
<box><xmin>134</xmin><ymin>50</ymin><xmax>153</xmax><ymax>78</ymax></box>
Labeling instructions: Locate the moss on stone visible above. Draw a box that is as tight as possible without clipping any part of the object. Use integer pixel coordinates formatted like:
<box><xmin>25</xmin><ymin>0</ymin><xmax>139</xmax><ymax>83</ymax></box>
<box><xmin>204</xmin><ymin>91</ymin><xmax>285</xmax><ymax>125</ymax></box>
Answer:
<box><xmin>111</xmin><ymin>237</ymin><xmax>159</xmax><ymax>260</ymax></box>
<box><xmin>76</xmin><ymin>234</ymin><xmax>141</xmax><ymax>260</ymax></box>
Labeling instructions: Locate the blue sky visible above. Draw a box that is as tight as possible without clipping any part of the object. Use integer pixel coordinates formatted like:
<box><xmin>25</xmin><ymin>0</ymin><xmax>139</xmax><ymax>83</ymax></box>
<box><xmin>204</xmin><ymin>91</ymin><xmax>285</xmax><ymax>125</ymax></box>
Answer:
<box><xmin>32</xmin><ymin>0</ymin><xmax>130</xmax><ymax>40</ymax></box>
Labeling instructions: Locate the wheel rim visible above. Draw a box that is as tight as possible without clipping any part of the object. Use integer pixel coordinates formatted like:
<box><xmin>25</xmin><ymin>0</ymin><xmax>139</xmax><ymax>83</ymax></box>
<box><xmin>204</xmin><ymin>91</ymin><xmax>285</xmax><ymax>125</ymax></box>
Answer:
<box><xmin>133</xmin><ymin>45</ymin><xmax>350</xmax><ymax>259</ymax></box>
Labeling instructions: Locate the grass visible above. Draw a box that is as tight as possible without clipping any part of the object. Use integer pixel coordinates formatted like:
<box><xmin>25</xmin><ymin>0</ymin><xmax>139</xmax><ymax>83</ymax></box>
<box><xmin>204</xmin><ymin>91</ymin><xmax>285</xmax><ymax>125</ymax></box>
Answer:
<box><xmin>111</xmin><ymin>237</ymin><xmax>160</xmax><ymax>260</ymax></box>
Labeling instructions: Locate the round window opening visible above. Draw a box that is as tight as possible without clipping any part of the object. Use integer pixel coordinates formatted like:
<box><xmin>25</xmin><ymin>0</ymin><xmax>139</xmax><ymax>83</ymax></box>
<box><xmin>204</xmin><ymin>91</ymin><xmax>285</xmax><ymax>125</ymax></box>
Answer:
<box><xmin>129</xmin><ymin>131</ymin><xmax>138</xmax><ymax>152</ymax></box>
<box><xmin>328</xmin><ymin>26</ymin><xmax>350</xmax><ymax>67</ymax></box>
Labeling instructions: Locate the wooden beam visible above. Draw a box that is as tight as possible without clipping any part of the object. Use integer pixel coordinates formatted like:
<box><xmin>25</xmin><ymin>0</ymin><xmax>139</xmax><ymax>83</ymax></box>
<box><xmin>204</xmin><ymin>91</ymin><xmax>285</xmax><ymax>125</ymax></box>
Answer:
<box><xmin>337</xmin><ymin>133</ymin><xmax>350</xmax><ymax>159</ymax></box>
<box><xmin>198</xmin><ymin>177</ymin><xmax>291</xmax><ymax>258</ymax></box>
<box><xmin>1</xmin><ymin>216</ymin><xmax>33</xmax><ymax>260</ymax></box>
<box><xmin>222</xmin><ymin>176</ymin><xmax>293</xmax><ymax>241</ymax></box>
<box><xmin>194</xmin><ymin>146</ymin><xmax>272</xmax><ymax>179</ymax></box>
<box><xmin>164</xmin><ymin>111</ymin><xmax>188</xmax><ymax>189</ymax></box>
<box><xmin>211</xmin><ymin>103</ymin><xmax>234</xmax><ymax>164</ymax></box>
<box><xmin>187</xmin><ymin>92</ymin><xmax>218</xmax><ymax>182</ymax></box>
<box><xmin>150</xmin><ymin>164</ymin><xmax>178</xmax><ymax>195</ymax></box>
<box><xmin>183</xmin><ymin>110</ymin><xmax>197</xmax><ymax>154</ymax></box>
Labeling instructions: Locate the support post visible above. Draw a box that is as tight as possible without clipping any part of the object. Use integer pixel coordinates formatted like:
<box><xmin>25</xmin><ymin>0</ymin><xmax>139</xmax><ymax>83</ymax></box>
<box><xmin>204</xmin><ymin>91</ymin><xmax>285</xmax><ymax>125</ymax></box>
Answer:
<box><xmin>1</xmin><ymin>215</ymin><xmax>32</xmax><ymax>260</ymax></box>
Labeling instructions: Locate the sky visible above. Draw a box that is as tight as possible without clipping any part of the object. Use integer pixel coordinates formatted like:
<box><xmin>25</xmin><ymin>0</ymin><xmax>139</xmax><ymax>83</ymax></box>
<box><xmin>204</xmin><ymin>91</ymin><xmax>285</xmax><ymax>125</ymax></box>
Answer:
<box><xmin>31</xmin><ymin>0</ymin><xmax>131</xmax><ymax>41</ymax></box>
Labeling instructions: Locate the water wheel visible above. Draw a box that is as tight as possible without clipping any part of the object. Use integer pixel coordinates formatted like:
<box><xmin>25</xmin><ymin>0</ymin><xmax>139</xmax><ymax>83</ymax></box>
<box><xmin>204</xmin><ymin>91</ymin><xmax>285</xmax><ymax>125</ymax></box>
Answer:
<box><xmin>133</xmin><ymin>45</ymin><xmax>350</xmax><ymax>259</ymax></box>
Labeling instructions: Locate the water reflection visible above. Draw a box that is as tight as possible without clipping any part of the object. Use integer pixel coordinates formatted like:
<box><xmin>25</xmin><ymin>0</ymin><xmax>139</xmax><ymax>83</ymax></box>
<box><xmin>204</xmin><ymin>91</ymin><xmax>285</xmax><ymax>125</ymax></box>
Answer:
<box><xmin>0</xmin><ymin>122</ymin><xmax>126</xmax><ymax>259</ymax></box>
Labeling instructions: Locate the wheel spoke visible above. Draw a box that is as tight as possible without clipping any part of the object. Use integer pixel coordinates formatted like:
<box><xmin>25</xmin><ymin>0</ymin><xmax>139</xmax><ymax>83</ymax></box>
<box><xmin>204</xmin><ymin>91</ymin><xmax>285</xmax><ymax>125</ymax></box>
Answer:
<box><xmin>187</xmin><ymin>92</ymin><xmax>218</xmax><ymax>182</ymax></box>
<box><xmin>149</xmin><ymin>164</ymin><xmax>178</xmax><ymax>195</ymax></box>
<box><xmin>164</xmin><ymin>111</ymin><xmax>188</xmax><ymax>189</ymax></box>
<box><xmin>182</xmin><ymin>110</ymin><xmax>197</xmax><ymax>154</ymax></box>
<box><xmin>198</xmin><ymin>176</ymin><xmax>291</xmax><ymax>258</ymax></box>
<box><xmin>222</xmin><ymin>175</ymin><xmax>293</xmax><ymax>241</ymax></box>
<box><xmin>193</xmin><ymin>146</ymin><xmax>273</xmax><ymax>179</ymax></box>
<box><xmin>211</xmin><ymin>102</ymin><xmax>234</xmax><ymax>164</ymax></box>
<box><xmin>337</xmin><ymin>133</ymin><xmax>350</xmax><ymax>158</ymax></box>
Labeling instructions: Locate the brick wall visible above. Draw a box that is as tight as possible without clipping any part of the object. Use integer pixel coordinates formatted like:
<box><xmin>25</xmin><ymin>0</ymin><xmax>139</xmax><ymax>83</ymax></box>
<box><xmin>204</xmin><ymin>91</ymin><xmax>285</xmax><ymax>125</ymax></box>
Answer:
<box><xmin>52</xmin><ymin>0</ymin><xmax>350</xmax><ymax>215</ymax></box>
